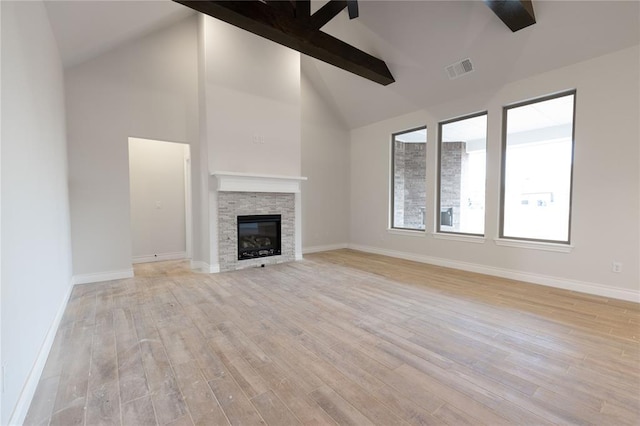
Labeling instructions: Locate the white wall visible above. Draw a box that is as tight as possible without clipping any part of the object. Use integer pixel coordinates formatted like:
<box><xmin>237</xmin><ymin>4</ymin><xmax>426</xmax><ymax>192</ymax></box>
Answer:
<box><xmin>1</xmin><ymin>2</ymin><xmax>73</xmax><ymax>423</ymax></box>
<box><xmin>65</xmin><ymin>16</ymin><xmax>200</xmax><ymax>279</ymax></box>
<box><xmin>196</xmin><ymin>15</ymin><xmax>211</xmax><ymax>270</ymax></box>
<box><xmin>350</xmin><ymin>45</ymin><xmax>640</xmax><ymax>301</ymax></box>
<box><xmin>301</xmin><ymin>66</ymin><xmax>351</xmax><ymax>252</ymax></box>
<box><xmin>203</xmin><ymin>17</ymin><xmax>301</xmax><ymax>176</ymax></box>
<box><xmin>128</xmin><ymin>138</ymin><xmax>188</xmax><ymax>261</ymax></box>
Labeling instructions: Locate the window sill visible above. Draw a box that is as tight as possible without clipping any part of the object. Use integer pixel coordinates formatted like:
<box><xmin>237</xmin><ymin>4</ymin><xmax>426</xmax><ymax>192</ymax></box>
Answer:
<box><xmin>433</xmin><ymin>233</ymin><xmax>486</xmax><ymax>244</ymax></box>
<box><xmin>494</xmin><ymin>238</ymin><xmax>573</xmax><ymax>253</ymax></box>
<box><xmin>387</xmin><ymin>228</ymin><xmax>427</xmax><ymax>237</ymax></box>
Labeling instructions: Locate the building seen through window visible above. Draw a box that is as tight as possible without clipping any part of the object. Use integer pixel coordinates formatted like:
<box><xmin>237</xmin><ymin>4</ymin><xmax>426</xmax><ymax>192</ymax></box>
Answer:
<box><xmin>391</xmin><ymin>127</ymin><xmax>427</xmax><ymax>230</ymax></box>
<box><xmin>438</xmin><ymin>113</ymin><xmax>487</xmax><ymax>235</ymax></box>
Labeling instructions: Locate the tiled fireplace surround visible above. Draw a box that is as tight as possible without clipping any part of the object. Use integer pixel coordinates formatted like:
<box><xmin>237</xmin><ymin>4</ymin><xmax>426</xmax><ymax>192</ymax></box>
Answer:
<box><xmin>212</xmin><ymin>172</ymin><xmax>306</xmax><ymax>272</ymax></box>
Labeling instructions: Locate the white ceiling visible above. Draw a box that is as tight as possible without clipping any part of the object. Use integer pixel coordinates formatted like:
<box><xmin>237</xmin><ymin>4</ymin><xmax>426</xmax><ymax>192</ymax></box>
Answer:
<box><xmin>442</xmin><ymin>114</ymin><xmax>488</xmax><ymax>143</ymax></box>
<box><xmin>44</xmin><ymin>1</ymin><xmax>639</xmax><ymax>129</ymax></box>
<box><xmin>506</xmin><ymin>92</ymin><xmax>575</xmax><ymax>134</ymax></box>
<box><xmin>44</xmin><ymin>0</ymin><xmax>193</xmax><ymax>68</ymax></box>
<box><xmin>312</xmin><ymin>0</ymin><xmax>639</xmax><ymax>128</ymax></box>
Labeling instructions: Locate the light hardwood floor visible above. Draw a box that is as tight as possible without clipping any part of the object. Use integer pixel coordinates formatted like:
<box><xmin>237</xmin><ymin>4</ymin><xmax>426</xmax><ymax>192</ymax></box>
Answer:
<box><xmin>25</xmin><ymin>249</ymin><xmax>639</xmax><ymax>425</ymax></box>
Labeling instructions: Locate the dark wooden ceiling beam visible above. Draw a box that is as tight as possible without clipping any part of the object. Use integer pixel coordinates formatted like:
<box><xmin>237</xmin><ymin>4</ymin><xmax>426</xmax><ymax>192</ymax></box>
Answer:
<box><xmin>265</xmin><ymin>1</ymin><xmax>295</xmax><ymax>19</ymax></box>
<box><xmin>484</xmin><ymin>0</ymin><xmax>536</xmax><ymax>32</ymax></box>
<box><xmin>175</xmin><ymin>0</ymin><xmax>394</xmax><ymax>85</ymax></box>
<box><xmin>295</xmin><ymin>0</ymin><xmax>310</xmax><ymax>21</ymax></box>
<box><xmin>347</xmin><ymin>0</ymin><xmax>359</xmax><ymax>19</ymax></box>
<box><xmin>309</xmin><ymin>0</ymin><xmax>347</xmax><ymax>30</ymax></box>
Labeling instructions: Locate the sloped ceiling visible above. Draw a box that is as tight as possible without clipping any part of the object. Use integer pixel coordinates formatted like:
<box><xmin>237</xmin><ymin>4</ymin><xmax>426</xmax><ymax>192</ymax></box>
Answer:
<box><xmin>44</xmin><ymin>0</ymin><xmax>193</xmax><ymax>68</ymax></box>
<box><xmin>314</xmin><ymin>0</ymin><xmax>640</xmax><ymax>128</ymax></box>
<box><xmin>45</xmin><ymin>1</ymin><xmax>639</xmax><ymax>128</ymax></box>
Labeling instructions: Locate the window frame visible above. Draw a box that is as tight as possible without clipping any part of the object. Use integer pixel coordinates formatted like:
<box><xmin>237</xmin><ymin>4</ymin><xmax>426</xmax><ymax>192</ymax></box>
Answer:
<box><xmin>390</xmin><ymin>125</ymin><xmax>428</xmax><ymax>231</ymax></box>
<box><xmin>499</xmin><ymin>89</ymin><xmax>577</xmax><ymax>244</ymax></box>
<box><xmin>436</xmin><ymin>111</ymin><xmax>488</xmax><ymax>237</ymax></box>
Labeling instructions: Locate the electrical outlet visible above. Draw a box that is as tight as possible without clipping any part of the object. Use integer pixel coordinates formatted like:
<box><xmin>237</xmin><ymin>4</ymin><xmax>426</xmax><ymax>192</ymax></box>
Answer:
<box><xmin>612</xmin><ymin>262</ymin><xmax>622</xmax><ymax>273</ymax></box>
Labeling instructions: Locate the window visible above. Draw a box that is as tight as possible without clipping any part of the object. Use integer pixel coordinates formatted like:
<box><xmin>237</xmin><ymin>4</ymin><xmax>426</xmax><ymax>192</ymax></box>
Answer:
<box><xmin>391</xmin><ymin>127</ymin><xmax>427</xmax><ymax>230</ymax></box>
<box><xmin>500</xmin><ymin>91</ymin><xmax>576</xmax><ymax>243</ymax></box>
<box><xmin>438</xmin><ymin>113</ymin><xmax>487</xmax><ymax>235</ymax></box>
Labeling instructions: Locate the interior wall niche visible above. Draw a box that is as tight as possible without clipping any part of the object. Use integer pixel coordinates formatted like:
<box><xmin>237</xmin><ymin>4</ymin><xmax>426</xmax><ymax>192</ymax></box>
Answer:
<box><xmin>128</xmin><ymin>137</ymin><xmax>191</xmax><ymax>263</ymax></box>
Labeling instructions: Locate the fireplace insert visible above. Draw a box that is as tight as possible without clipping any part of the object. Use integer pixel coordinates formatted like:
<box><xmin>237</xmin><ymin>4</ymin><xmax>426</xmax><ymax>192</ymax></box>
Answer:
<box><xmin>237</xmin><ymin>214</ymin><xmax>281</xmax><ymax>260</ymax></box>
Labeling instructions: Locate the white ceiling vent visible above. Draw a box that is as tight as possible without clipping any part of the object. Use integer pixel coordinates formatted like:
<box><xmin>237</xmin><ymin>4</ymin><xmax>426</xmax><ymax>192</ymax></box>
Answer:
<box><xmin>445</xmin><ymin>58</ymin><xmax>474</xmax><ymax>80</ymax></box>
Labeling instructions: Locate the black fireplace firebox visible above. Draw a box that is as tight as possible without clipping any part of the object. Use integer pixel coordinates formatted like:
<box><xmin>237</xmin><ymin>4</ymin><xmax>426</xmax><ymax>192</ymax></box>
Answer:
<box><xmin>237</xmin><ymin>214</ymin><xmax>281</xmax><ymax>260</ymax></box>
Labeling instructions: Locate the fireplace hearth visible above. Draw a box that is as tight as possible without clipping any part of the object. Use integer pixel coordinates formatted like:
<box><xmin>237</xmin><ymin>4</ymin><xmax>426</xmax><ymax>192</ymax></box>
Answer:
<box><xmin>237</xmin><ymin>214</ymin><xmax>281</xmax><ymax>260</ymax></box>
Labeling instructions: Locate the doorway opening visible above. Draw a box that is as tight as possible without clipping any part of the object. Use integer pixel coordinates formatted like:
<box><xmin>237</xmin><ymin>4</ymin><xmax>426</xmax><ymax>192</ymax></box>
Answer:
<box><xmin>128</xmin><ymin>137</ymin><xmax>192</xmax><ymax>265</ymax></box>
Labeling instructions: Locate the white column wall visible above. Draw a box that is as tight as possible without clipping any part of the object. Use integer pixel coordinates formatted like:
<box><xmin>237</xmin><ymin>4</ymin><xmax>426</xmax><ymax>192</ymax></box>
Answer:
<box><xmin>201</xmin><ymin>17</ymin><xmax>302</xmax><ymax>269</ymax></box>
<box><xmin>203</xmin><ymin>17</ymin><xmax>301</xmax><ymax>176</ymax></box>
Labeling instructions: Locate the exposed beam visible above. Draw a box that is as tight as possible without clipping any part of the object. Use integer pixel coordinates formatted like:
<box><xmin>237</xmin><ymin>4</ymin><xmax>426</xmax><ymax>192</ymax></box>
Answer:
<box><xmin>295</xmin><ymin>0</ymin><xmax>310</xmax><ymax>21</ymax></box>
<box><xmin>265</xmin><ymin>1</ymin><xmax>295</xmax><ymax>19</ymax></box>
<box><xmin>175</xmin><ymin>0</ymin><xmax>394</xmax><ymax>85</ymax></box>
<box><xmin>347</xmin><ymin>0</ymin><xmax>359</xmax><ymax>20</ymax></box>
<box><xmin>309</xmin><ymin>0</ymin><xmax>347</xmax><ymax>29</ymax></box>
<box><xmin>484</xmin><ymin>0</ymin><xmax>536</xmax><ymax>32</ymax></box>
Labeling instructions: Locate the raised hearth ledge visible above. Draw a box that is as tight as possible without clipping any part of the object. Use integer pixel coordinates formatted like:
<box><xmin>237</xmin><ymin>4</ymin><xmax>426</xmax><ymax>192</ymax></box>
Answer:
<box><xmin>212</xmin><ymin>171</ymin><xmax>307</xmax><ymax>193</ymax></box>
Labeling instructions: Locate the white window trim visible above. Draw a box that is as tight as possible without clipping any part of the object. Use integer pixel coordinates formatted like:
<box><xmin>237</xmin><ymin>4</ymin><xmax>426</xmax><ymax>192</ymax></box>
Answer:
<box><xmin>434</xmin><ymin>233</ymin><xmax>486</xmax><ymax>244</ymax></box>
<box><xmin>387</xmin><ymin>228</ymin><xmax>427</xmax><ymax>237</ymax></box>
<box><xmin>494</xmin><ymin>238</ymin><xmax>573</xmax><ymax>253</ymax></box>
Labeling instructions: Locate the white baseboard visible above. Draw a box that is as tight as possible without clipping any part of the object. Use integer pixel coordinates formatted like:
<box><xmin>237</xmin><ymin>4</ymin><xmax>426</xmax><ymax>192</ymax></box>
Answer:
<box><xmin>348</xmin><ymin>244</ymin><xmax>640</xmax><ymax>303</ymax></box>
<box><xmin>190</xmin><ymin>260</ymin><xmax>220</xmax><ymax>274</ymax></box>
<box><xmin>8</xmin><ymin>281</ymin><xmax>73</xmax><ymax>426</ymax></box>
<box><xmin>132</xmin><ymin>251</ymin><xmax>187</xmax><ymax>264</ymax></box>
<box><xmin>190</xmin><ymin>260</ymin><xmax>205</xmax><ymax>271</ymax></box>
<box><xmin>302</xmin><ymin>243</ymin><xmax>349</xmax><ymax>254</ymax></box>
<box><xmin>71</xmin><ymin>268</ymin><xmax>134</xmax><ymax>285</ymax></box>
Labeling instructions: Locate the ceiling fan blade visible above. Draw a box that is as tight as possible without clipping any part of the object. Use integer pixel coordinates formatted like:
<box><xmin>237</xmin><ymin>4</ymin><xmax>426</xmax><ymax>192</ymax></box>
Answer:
<box><xmin>347</xmin><ymin>0</ymin><xmax>359</xmax><ymax>19</ymax></box>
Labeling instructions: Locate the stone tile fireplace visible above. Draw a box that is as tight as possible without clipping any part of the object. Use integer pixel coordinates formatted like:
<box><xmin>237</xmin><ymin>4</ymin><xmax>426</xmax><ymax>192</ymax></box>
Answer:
<box><xmin>212</xmin><ymin>172</ymin><xmax>306</xmax><ymax>272</ymax></box>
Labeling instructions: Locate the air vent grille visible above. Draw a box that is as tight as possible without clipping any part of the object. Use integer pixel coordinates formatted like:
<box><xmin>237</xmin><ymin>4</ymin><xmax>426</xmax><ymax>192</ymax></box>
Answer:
<box><xmin>445</xmin><ymin>58</ymin><xmax>474</xmax><ymax>80</ymax></box>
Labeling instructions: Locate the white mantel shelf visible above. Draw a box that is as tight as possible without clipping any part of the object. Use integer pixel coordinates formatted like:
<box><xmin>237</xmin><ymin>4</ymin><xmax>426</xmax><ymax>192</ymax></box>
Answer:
<box><xmin>212</xmin><ymin>171</ymin><xmax>307</xmax><ymax>193</ymax></box>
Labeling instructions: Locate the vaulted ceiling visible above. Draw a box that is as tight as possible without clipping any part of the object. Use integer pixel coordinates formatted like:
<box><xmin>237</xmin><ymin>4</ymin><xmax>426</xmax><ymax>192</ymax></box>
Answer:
<box><xmin>44</xmin><ymin>0</ymin><xmax>193</xmax><ymax>68</ymax></box>
<box><xmin>45</xmin><ymin>1</ymin><xmax>639</xmax><ymax>128</ymax></box>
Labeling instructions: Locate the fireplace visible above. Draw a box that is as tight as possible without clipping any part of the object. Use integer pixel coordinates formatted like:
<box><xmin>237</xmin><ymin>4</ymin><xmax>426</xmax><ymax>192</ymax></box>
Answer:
<box><xmin>212</xmin><ymin>173</ymin><xmax>305</xmax><ymax>272</ymax></box>
<box><xmin>237</xmin><ymin>214</ymin><xmax>281</xmax><ymax>260</ymax></box>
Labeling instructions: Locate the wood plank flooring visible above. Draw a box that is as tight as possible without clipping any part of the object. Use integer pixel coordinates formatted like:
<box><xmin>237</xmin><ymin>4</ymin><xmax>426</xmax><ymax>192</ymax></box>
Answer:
<box><xmin>25</xmin><ymin>249</ymin><xmax>640</xmax><ymax>425</ymax></box>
